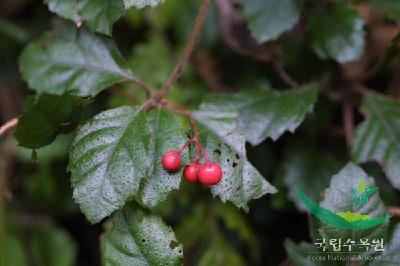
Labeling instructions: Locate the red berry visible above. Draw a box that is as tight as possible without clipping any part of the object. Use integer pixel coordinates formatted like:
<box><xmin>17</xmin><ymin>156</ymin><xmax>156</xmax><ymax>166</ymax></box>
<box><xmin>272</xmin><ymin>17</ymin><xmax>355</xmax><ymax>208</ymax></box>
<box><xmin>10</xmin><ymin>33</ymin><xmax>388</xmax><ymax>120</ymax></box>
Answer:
<box><xmin>183</xmin><ymin>162</ymin><xmax>200</xmax><ymax>183</ymax></box>
<box><xmin>198</xmin><ymin>162</ymin><xmax>222</xmax><ymax>186</ymax></box>
<box><xmin>162</xmin><ymin>150</ymin><xmax>182</xmax><ymax>172</ymax></box>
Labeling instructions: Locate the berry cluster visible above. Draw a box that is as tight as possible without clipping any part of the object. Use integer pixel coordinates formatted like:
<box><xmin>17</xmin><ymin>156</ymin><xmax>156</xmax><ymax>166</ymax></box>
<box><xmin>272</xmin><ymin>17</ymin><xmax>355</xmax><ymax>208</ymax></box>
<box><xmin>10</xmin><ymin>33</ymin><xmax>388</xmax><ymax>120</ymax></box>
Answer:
<box><xmin>161</xmin><ymin>137</ymin><xmax>222</xmax><ymax>186</ymax></box>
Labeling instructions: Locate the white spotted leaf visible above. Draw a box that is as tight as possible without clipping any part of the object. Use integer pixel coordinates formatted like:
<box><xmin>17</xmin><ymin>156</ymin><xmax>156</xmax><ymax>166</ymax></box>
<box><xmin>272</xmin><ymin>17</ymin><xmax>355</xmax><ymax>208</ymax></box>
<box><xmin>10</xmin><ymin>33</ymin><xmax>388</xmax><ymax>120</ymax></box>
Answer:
<box><xmin>124</xmin><ymin>0</ymin><xmax>165</xmax><ymax>9</ymax></box>
<box><xmin>193</xmin><ymin>111</ymin><xmax>277</xmax><ymax>210</ymax></box>
<box><xmin>68</xmin><ymin>106</ymin><xmax>187</xmax><ymax>223</ymax></box>
<box><xmin>101</xmin><ymin>204</ymin><xmax>183</xmax><ymax>266</ymax></box>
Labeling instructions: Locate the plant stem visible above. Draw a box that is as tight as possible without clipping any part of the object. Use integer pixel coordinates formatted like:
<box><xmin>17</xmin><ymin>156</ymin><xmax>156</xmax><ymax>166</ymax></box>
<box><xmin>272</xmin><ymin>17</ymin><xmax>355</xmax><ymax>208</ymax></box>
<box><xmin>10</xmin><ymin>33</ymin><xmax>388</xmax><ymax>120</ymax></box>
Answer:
<box><xmin>128</xmin><ymin>77</ymin><xmax>153</xmax><ymax>98</ymax></box>
<box><xmin>160</xmin><ymin>99</ymin><xmax>200</xmax><ymax>136</ymax></box>
<box><xmin>0</xmin><ymin>118</ymin><xmax>18</xmax><ymax>138</ymax></box>
<box><xmin>155</xmin><ymin>0</ymin><xmax>212</xmax><ymax>101</ymax></box>
<box><xmin>370</xmin><ymin>31</ymin><xmax>400</xmax><ymax>77</ymax></box>
<box><xmin>342</xmin><ymin>101</ymin><xmax>354</xmax><ymax>148</ymax></box>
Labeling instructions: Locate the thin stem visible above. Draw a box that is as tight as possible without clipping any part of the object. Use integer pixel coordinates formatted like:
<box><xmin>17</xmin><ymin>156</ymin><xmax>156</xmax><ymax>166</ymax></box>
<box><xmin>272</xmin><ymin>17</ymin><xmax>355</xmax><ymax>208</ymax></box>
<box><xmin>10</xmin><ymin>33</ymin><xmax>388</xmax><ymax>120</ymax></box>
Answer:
<box><xmin>178</xmin><ymin>138</ymin><xmax>195</xmax><ymax>153</ymax></box>
<box><xmin>271</xmin><ymin>59</ymin><xmax>298</xmax><ymax>88</ymax></box>
<box><xmin>0</xmin><ymin>118</ymin><xmax>18</xmax><ymax>138</ymax></box>
<box><xmin>158</xmin><ymin>99</ymin><xmax>211</xmax><ymax>163</ymax></box>
<box><xmin>342</xmin><ymin>101</ymin><xmax>354</xmax><ymax>148</ymax></box>
<box><xmin>155</xmin><ymin>0</ymin><xmax>212</xmax><ymax>101</ymax></box>
<box><xmin>128</xmin><ymin>77</ymin><xmax>153</xmax><ymax>99</ymax></box>
<box><xmin>195</xmin><ymin>138</ymin><xmax>210</xmax><ymax>163</ymax></box>
<box><xmin>160</xmin><ymin>99</ymin><xmax>200</xmax><ymax>136</ymax></box>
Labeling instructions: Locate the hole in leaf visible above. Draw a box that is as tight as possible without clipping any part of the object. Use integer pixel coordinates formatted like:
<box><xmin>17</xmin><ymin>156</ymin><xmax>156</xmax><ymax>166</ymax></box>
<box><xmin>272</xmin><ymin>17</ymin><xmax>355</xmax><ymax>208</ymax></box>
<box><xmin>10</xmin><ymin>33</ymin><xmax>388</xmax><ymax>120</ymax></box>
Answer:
<box><xmin>213</xmin><ymin>149</ymin><xmax>221</xmax><ymax>156</ymax></box>
<box><xmin>142</xmin><ymin>239</ymin><xmax>146</xmax><ymax>243</ymax></box>
<box><xmin>232</xmin><ymin>162</ymin><xmax>237</xmax><ymax>167</ymax></box>
<box><xmin>235</xmin><ymin>154</ymin><xmax>240</xmax><ymax>160</ymax></box>
<box><xmin>170</xmin><ymin>240</ymin><xmax>179</xmax><ymax>249</ymax></box>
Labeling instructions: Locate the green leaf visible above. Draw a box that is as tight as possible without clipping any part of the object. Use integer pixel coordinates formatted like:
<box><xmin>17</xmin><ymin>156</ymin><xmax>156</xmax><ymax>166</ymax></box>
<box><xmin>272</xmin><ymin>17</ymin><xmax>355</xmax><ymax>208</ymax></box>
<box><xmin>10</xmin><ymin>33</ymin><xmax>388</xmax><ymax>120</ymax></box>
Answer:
<box><xmin>199</xmin><ymin>85</ymin><xmax>318</xmax><ymax>145</ymax></box>
<box><xmin>357</xmin><ymin>178</ymin><xmax>366</xmax><ymax>193</ymax></box>
<box><xmin>193</xmin><ymin>111</ymin><xmax>277</xmax><ymax>210</ymax></box>
<box><xmin>198</xmin><ymin>230</ymin><xmax>245</xmax><ymax>266</ymax></box>
<box><xmin>308</xmin><ymin>2</ymin><xmax>365</xmax><ymax>63</ymax></box>
<box><xmin>352</xmin><ymin>93</ymin><xmax>400</xmax><ymax>190</ymax></box>
<box><xmin>212</xmin><ymin>202</ymin><xmax>259</xmax><ymax>258</ymax></box>
<box><xmin>16</xmin><ymin>135</ymin><xmax>71</xmax><ymax>163</ymax></box>
<box><xmin>284</xmin><ymin>239</ymin><xmax>320</xmax><ymax>266</ymax></box>
<box><xmin>69</xmin><ymin>106</ymin><xmax>187</xmax><ymax>223</ymax></box>
<box><xmin>364</xmin><ymin>186</ymin><xmax>378</xmax><ymax>197</ymax></box>
<box><xmin>336</xmin><ymin>211</ymin><xmax>372</xmax><ymax>222</ymax></box>
<box><xmin>368</xmin><ymin>0</ymin><xmax>400</xmax><ymax>23</ymax></box>
<box><xmin>15</xmin><ymin>94</ymin><xmax>81</xmax><ymax>149</ymax></box>
<box><xmin>44</xmin><ymin>0</ymin><xmax>125</xmax><ymax>35</ymax></box>
<box><xmin>242</xmin><ymin>0</ymin><xmax>303</xmax><ymax>43</ymax></box>
<box><xmin>30</xmin><ymin>225</ymin><xmax>77</xmax><ymax>266</ymax></box>
<box><xmin>370</xmin><ymin>223</ymin><xmax>400</xmax><ymax>266</ymax></box>
<box><xmin>192</xmin><ymin>110</ymin><xmax>245</xmax><ymax>155</ymax></box>
<box><xmin>175</xmin><ymin>203</ymin><xmax>207</xmax><ymax>247</ymax></box>
<box><xmin>101</xmin><ymin>204</ymin><xmax>183</xmax><ymax>266</ymax></box>
<box><xmin>125</xmin><ymin>0</ymin><xmax>165</xmax><ymax>9</ymax></box>
<box><xmin>317</xmin><ymin>163</ymin><xmax>389</xmax><ymax>250</ymax></box>
<box><xmin>281</xmin><ymin>142</ymin><xmax>343</xmax><ymax>212</ymax></box>
<box><xmin>19</xmin><ymin>22</ymin><xmax>134</xmax><ymax>97</ymax></box>
<box><xmin>0</xmin><ymin>232</ymin><xmax>28</xmax><ymax>266</ymax></box>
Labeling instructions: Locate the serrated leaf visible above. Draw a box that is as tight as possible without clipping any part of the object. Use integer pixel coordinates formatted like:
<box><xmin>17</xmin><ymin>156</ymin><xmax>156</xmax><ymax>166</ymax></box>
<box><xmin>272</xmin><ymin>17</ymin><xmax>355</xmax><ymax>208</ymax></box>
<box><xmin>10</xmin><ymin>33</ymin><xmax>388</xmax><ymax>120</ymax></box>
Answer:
<box><xmin>19</xmin><ymin>23</ymin><xmax>134</xmax><ymax>97</ymax></box>
<box><xmin>15</xmin><ymin>94</ymin><xmax>81</xmax><ymax>149</ymax></box>
<box><xmin>192</xmin><ymin>108</ymin><xmax>276</xmax><ymax>209</ymax></box>
<box><xmin>135</xmin><ymin>108</ymin><xmax>189</xmax><ymax>207</ymax></box>
<box><xmin>124</xmin><ymin>0</ymin><xmax>165</xmax><ymax>9</ymax></box>
<box><xmin>352</xmin><ymin>93</ymin><xmax>400</xmax><ymax>190</ymax></box>
<box><xmin>200</xmin><ymin>85</ymin><xmax>318</xmax><ymax>145</ymax></box>
<box><xmin>101</xmin><ymin>204</ymin><xmax>183</xmax><ymax>266</ymax></box>
<box><xmin>308</xmin><ymin>2</ymin><xmax>365</xmax><ymax>63</ymax></box>
<box><xmin>242</xmin><ymin>0</ymin><xmax>303</xmax><ymax>43</ymax></box>
<box><xmin>318</xmin><ymin>163</ymin><xmax>389</xmax><ymax>250</ymax></box>
<box><xmin>44</xmin><ymin>0</ymin><xmax>125</xmax><ymax>35</ymax></box>
<box><xmin>69</xmin><ymin>106</ymin><xmax>187</xmax><ymax>223</ymax></box>
<box><xmin>368</xmin><ymin>0</ymin><xmax>400</xmax><ymax>23</ymax></box>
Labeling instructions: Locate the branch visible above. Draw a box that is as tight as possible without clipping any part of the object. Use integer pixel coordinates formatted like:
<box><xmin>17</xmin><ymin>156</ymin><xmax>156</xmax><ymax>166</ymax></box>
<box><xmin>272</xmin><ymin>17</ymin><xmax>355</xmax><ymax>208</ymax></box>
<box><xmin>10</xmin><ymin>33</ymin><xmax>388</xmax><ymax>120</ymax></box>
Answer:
<box><xmin>155</xmin><ymin>0</ymin><xmax>212</xmax><ymax>101</ymax></box>
<box><xmin>0</xmin><ymin>118</ymin><xmax>18</xmax><ymax>138</ymax></box>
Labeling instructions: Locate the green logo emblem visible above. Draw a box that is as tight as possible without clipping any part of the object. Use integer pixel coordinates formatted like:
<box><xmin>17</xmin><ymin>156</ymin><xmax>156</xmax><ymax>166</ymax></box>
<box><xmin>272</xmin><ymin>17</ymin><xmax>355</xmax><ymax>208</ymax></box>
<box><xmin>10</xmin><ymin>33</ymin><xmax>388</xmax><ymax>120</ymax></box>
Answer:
<box><xmin>296</xmin><ymin>179</ymin><xmax>390</xmax><ymax>230</ymax></box>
